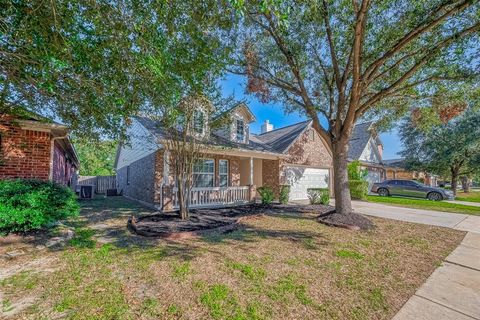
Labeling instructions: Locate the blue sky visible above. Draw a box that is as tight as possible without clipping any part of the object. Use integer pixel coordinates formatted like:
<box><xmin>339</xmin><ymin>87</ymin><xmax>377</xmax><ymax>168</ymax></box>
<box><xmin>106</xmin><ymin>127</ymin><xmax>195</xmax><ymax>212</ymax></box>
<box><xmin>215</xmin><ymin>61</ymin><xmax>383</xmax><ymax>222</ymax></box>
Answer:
<box><xmin>221</xmin><ymin>74</ymin><xmax>402</xmax><ymax>160</ymax></box>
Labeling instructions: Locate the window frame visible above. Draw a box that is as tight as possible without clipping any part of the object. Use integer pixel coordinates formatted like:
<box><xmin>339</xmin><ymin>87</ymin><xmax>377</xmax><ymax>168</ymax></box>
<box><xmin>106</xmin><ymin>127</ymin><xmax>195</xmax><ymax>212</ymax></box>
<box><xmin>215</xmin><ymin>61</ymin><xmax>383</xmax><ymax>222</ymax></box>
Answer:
<box><xmin>126</xmin><ymin>166</ymin><xmax>130</xmax><ymax>185</ymax></box>
<box><xmin>236</xmin><ymin>119</ymin><xmax>245</xmax><ymax>142</ymax></box>
<box><xmin>219</xmin><ymin>159</ymin><xmax>229</xmax><ymax>187</ymax></box>
<box><xmin>193</xmin><ymin>110</ymin><xmax>205</xmax><ymax>135</ymax></box>
<box><xmin>192</xmin><ymin>158</ymin><xmax>215</xmax><ymax>188</ymax></box>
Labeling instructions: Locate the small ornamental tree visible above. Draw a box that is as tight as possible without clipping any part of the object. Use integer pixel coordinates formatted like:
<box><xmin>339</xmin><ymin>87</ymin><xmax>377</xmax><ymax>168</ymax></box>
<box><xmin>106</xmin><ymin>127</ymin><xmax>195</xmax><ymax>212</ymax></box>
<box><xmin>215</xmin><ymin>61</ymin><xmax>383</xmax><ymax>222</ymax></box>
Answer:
<box><xmin>230</xmin><ymin>0</ymin><xmax>480</xmax><ymax>227</ymax></box>
<box><xmin>159</xmin><ymin>95</ymin><xmax>213</xmax><ymax>220</ymax></box>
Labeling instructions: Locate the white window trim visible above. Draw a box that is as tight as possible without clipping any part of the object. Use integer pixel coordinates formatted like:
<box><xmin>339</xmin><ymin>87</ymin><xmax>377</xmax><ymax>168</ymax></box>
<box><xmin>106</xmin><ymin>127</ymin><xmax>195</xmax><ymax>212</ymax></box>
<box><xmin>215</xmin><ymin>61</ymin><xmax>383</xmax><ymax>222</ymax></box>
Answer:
<box><xmin>193</xmin><ymin>110</ymin><xmax>206</xmax><ymax>135</ymax></box>
<box><xmin>193</xmin><ymin>158</ymin><xmax>215</xmax><ymax>188</ymax></box>
<box><xmin>219</xmin><ymin>159</ymin><xmax>229</xmax><ymax>187</ymax></box>
<box><xmin>236</xmin><ymin>119</ymin><xmax>245</xmax><ymax>142</ymax></box>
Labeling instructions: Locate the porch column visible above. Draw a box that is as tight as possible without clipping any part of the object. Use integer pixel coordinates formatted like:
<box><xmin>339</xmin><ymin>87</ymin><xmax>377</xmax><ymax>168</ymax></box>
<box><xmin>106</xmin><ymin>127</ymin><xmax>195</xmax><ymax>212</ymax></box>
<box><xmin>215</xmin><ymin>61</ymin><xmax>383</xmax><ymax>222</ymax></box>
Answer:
<box><xmin>249</xmin><ymin>157</ymin><xmax>254</xmax><ymax>185</ymax></box>
<box><xmin>248</xmin><ymin>157</ymin><xmax>256</xmax><ymax>202</ymax></box>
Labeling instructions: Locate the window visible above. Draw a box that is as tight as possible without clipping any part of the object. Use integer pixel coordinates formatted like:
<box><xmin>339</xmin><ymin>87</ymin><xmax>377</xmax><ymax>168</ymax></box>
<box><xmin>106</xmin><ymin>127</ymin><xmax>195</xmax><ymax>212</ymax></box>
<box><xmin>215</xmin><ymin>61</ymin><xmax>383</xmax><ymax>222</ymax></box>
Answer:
<box><xmin>193</xmin><ymin>111</ymin><xmax>205</xmax><ymax>134</ymax></box>
<box><xmin>126</xmin><ymin>166</ymin><xmax>130</xmax><ymax>185</ymax></box>
<box><xmin>219</xmin><ymin>160</ymin><xmax>229</xmax><ymax>187</ymax></box>
<box><xmin>193</xmin><ymin>159</ymin><xmax>214</xmax><ymax>187</ymax></box>
<box><xmin>236</xmin><ymin>119</ymin><xmax>244</xmax><ymax>141</ymax></box>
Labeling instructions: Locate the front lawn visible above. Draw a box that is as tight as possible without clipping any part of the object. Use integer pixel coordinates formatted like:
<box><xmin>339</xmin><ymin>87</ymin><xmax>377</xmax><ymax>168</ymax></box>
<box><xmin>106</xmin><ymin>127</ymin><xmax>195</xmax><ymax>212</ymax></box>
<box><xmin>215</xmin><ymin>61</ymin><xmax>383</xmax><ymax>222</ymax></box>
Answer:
<box><xmin>456</xmin><ymin>191</ymin><xmax>480</xmax><ymax>203</ymax></box>
<box><xmin>0</xmin><ymin>197</ymin><xmax>465</xmax><ymax>319</ymax></box>
<box><xmin>366</xmin><ymin>195</ymin><xmax>480</xmax><ymax>215</ymax></box>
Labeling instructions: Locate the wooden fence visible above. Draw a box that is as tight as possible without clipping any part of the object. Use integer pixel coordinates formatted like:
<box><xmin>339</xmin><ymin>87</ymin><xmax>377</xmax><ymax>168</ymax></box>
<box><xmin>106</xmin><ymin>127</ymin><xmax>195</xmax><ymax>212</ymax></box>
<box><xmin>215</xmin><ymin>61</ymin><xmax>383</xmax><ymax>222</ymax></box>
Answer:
<box><xmin>78</xmin><ymin>175</ymin><xmax>116</xmax><ymax>194</ymax></box>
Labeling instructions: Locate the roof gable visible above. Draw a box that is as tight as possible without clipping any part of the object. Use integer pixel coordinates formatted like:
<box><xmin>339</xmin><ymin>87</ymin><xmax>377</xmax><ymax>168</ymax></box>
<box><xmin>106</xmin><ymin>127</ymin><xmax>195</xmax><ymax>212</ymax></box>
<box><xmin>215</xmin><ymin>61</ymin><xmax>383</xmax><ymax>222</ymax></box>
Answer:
<box><xmin>254</xmin><ymin>120</ymin><xmax>312</xmax><ymax>153</ymax></box>
<box><xmin>348</xmin><ymin>121</ymin><xmax>382</xmax><ymax>161</ymax></box>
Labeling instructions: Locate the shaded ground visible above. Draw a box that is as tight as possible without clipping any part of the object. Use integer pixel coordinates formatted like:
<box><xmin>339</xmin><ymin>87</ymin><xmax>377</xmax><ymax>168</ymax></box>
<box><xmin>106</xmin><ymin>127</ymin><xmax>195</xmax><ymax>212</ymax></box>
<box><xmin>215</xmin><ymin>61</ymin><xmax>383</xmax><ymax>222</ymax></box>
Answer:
<box><xmin>130</xmin><ymin>203</ymin><xmax>334</xmax><ymax>237</ymax></box>
<box><xmin>366</xmin><ymin>195</ymin><xmax>480</xmax><ymax>215</ymax></box>
<box><xmin>0</xmin><ymin>197</ymin><xmax>465</xmax><ymax>319</ymax></box>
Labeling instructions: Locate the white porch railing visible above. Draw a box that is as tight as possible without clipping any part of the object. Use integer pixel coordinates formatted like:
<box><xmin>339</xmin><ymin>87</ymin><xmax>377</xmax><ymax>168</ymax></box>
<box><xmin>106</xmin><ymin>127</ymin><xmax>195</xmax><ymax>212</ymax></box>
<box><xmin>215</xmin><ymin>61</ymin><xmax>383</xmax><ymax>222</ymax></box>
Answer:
<box><xmin>172</xmin><ymin>186</ymin><xmax>250</xmax><ymax>209</ymax></box>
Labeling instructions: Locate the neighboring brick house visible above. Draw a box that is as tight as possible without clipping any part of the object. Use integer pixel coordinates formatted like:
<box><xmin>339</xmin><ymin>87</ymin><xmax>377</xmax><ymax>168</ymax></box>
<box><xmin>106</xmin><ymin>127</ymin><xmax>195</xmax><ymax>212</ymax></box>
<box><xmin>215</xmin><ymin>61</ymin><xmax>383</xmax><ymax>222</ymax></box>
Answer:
<box><xmin>114</xmin><ymin>104</ymin><xmax>333</xmax><ymax>210</ymax></box>
<box><xmin>383</xmin><ymin>158</ymin><xmax>438</xmax><ymax>187</ymax></box>
<box><xmin>0</xmin><ymin>114</ymin><xmax>79</xmax><ymax>186</ymax></box>
<box><xmin>347</xmin><ymin>122</ymin><xmax>386</xmax><ymax>190</ymax></box>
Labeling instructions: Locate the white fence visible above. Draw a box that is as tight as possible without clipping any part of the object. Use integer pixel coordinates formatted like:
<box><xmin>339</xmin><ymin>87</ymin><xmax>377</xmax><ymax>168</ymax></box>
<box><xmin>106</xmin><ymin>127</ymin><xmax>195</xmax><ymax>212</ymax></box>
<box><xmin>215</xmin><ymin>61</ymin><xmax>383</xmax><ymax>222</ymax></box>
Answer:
<box><xmin>172</xmin><ymin>186</ymin><xmax>250</xmax><ymax>208</ymax></box>
<box><xmin>78</xmin><ymin>176</ymin><xmax>116</xmax><ymax>194</ymax></box>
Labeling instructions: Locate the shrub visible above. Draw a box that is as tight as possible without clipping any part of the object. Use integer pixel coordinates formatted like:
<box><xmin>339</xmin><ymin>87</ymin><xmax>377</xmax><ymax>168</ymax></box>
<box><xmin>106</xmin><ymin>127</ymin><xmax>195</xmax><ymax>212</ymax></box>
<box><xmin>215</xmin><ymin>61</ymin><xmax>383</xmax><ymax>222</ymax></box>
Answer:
<box><xmin>347</xmin><ymin>160</ymin><xmax>368</xmax><ymax>180</ymax></box>
<box><xmin>257</xmin><ymin>186</ymin><xmax>274</xmax><ymax>205</ymax></box>
<box><xmin>279</xmin><ymin>185</ymin><xmax>290</xmax><ymax>204</ymax></box>
<box><xmin>307</xmin><ymin>188</ymin><xmax>330</xmax><ymax>205</ymax></box>
<box><xmin>349</xmin><ymin>180</ymin><xmax>369</xmax><ymax>200</ymax></box>
<box><xmin>0</xmin><ymin>179</ymin><xmax>79</xmax><ymax>233</ymax></box>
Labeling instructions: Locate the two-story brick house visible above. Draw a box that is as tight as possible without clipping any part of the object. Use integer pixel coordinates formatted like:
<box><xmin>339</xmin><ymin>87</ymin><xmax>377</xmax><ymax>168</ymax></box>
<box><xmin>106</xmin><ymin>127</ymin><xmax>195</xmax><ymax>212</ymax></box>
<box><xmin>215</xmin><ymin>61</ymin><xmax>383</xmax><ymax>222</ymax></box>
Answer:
<box><xmin>0</xmin><ymin>114</ymin><xmax>79</xmax><ymax>186</ymax></box>
<box><xmin>114</xmin><ymin>103</ymin><xmax>333</xmax><ymax>210</ymax></box>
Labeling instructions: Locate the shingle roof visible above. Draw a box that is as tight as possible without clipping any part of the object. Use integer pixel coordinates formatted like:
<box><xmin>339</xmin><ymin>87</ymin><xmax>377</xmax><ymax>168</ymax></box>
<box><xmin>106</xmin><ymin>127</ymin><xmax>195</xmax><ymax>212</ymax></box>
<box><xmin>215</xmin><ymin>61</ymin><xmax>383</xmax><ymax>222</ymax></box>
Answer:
<box><xmin>253</xmin><ymin>120</ymin><xmax>312</xmax><ymax>153</ymax></box>
<box><xmin>135</xmin><ymin>116</ymin><xmax>311</xmax><ymax>155</ymax></box>
<box><xmin>347</xmin><ymin>121</ymin><xmax>373</xmax><ymax>160</ymax></box>
<box><xmin>383</xmin><ymin>158</ymin><xmax>406</xmax><ymax>168</ymax></box>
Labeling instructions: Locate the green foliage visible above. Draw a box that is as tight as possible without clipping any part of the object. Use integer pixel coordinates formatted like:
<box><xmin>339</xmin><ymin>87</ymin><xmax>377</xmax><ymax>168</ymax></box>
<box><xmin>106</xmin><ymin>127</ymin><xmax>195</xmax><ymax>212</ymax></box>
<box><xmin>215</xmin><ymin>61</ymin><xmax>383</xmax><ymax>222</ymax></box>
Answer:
<box><xmin>0</xmin><ymin>179</ymin><xmax>79</xmax><ymax>233</ymax></box>
<box><xmin>278</xmin><ymin>185</ymin><xmax>290</xmax><ymax>204</ymax></box>
<box><xmin>347</xmin><ymin>161</ymin><xmax>368</xmax><ymax>181</ymax></box>
<box><xmin>400</xmin><ymin>109</ymin><xmax>480</xmax><ymax>179</ymax></box>
<box><xmin>257</xmin><ymin>186</ymin><xmax>274</xmax><ymax>205</ymax></box>
<box><xmin>75</xmin><ymin>140</ymin><xmax>117</xmax><ymax>176</ymax></box>
<box><xmin>348</xmin><ymin>181</ymin><xmax>368</xmax><ymax>200</ymax></box>
<box><xmin>1</xmin><ymin>0</ymin><xmax>234</xmax><ymax>139</ymax></box>
<box><xmin>307</xmin><ymin>188</ymin><xmax>330</xmax><ymax>205</ymax></box>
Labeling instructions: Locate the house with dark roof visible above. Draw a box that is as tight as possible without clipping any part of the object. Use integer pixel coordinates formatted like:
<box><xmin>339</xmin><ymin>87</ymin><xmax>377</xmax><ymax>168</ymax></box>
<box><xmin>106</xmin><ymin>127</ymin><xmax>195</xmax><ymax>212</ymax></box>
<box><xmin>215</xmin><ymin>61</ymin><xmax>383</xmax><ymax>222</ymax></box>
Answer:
<box><xmin>114</xmin><ymin>103</ymin><xmax>333</xmax><ymax>210</ymax></box>
<box><xmin>347</xmin><ymin>121</ymin><xmax>386</xmax><ymax>190</ymax></box>
<box><xmin>383</xmin><ymin>158</ymin><xmax>438</xmax><ymax>186</ymax></box>
<box><xmin>0</xmin><ymin>113</ymin><xmax>79</xmax><ymax>186</ymax></box>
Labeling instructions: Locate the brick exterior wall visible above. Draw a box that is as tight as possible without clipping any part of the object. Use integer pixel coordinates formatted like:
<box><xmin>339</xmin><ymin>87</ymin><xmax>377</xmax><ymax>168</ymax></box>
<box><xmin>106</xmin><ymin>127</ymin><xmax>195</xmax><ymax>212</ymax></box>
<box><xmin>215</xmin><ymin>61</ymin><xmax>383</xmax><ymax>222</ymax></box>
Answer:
<box><xmin>0</xmin><ymin>115</ymin><xmax>52</xmax><ymax>181</ymax></box>
<box><xmin>262</xmin><ymin>127</ymin><xmax>334</xmax><ymax>197</ymax></box>
<box><xmin>116</xmin><ymin>152</ymin><xmax>157</xmax><ymax>204</ymax></box>
<box><xmin>282</xmin><ymin>128</ymin><xmax>333</xmax><ymax>169</ymax></box>
<box><xmin>52</xmin><ymin>141</ymin><xmax>76</xmax><ymax>186</ymax></box>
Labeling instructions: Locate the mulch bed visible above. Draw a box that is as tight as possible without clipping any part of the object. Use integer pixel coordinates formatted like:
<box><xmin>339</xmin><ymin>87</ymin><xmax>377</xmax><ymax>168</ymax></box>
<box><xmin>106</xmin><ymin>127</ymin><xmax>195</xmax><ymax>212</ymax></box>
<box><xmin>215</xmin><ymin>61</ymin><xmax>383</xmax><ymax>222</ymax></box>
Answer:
<box><xmin>128</xmin><ymin>203</ymin><xmax>335</xmax><ymax>239</ymax></box>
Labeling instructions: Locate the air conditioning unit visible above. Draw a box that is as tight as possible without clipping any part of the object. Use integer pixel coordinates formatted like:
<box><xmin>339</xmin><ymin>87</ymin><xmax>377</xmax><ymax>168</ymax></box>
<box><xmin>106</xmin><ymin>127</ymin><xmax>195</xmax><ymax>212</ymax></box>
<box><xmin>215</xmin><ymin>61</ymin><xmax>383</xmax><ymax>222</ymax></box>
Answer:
<box><xmin>80</xmin><ymin>185</ymin><xmax>94</xmax><ymax>199</ymax></box>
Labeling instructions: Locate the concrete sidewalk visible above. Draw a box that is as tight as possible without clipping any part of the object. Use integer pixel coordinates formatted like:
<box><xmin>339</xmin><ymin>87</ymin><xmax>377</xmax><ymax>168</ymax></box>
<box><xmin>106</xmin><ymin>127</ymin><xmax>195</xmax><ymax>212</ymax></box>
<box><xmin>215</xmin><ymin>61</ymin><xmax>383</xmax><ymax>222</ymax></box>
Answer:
<box><xmin>446</xmin><ymin>200</ymin><xmax>480</xmax><ymax>207</ymax></box>
<box><xmin>349</xmin><ymin>201</ymin><xmax>480</xmax><ymax>320</ymax></box>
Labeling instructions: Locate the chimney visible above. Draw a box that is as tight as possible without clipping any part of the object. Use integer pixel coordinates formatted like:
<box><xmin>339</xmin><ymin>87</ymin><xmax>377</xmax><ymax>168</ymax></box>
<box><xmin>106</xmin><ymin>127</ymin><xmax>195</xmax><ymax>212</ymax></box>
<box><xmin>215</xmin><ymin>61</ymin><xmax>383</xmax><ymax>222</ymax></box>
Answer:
<box><xmin>377</xmin><ymin>144</ymin><xmax>383</xmax><ymax>160</ymax></box>
<box><xmin>261</xmin><ymin>120</ymin><xmax>273</xmax><ymax>133</ymax></box>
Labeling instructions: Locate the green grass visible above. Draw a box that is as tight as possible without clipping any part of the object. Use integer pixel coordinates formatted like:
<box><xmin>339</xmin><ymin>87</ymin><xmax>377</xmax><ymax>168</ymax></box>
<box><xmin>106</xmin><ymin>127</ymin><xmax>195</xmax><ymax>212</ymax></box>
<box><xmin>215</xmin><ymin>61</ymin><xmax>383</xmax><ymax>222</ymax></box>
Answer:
<box><xmin>366</xmin><ymin>195</ymin><xmax>480</xmax><ymax>215</ymax></box>
<box><xmin>0</xmin><ymin>197</ymin><xmax>467</xmax><ymax>319</ymax></box>
<box><xmin>456</xmin><ymin>191</ymin><xmax>480</xmax><ymax>203</ymax></box>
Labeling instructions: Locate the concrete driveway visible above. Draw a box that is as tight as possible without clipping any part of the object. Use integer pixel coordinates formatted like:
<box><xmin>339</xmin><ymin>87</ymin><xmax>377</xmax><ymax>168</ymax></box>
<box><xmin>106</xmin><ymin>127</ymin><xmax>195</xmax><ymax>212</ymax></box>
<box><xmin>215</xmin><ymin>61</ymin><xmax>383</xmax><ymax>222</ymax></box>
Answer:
<box><xmin>347</xmin><ymin>200</ymin><xmax>480</xmax><ymax>320</ymax></box>
<box><xmin>351</xmin><ymin>200</ymin><xmax>480</xmax><ymax>233</ymax></box>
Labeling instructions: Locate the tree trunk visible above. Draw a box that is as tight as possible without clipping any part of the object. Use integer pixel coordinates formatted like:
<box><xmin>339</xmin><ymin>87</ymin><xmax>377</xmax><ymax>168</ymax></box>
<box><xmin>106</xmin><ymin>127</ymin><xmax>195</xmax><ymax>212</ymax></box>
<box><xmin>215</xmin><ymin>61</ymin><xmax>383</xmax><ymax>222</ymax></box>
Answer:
<box><xmin>176</xmin><ymin>175</ymin><xmax>189</xmax><ymax>220</ymax></box>
<box><xmin>332</xmin><ymin>141</ymin><xmax>353</xmax><ymax>215</ymax></box>
<box><xmin>450</xmin><ymin>166</ymin><xmax>459</xmax><ymax>197</ymax></box>
<box><xmin>460</xmin><ymin>176</ymin><xmax>470</xmax><ymax>193</ymax></box>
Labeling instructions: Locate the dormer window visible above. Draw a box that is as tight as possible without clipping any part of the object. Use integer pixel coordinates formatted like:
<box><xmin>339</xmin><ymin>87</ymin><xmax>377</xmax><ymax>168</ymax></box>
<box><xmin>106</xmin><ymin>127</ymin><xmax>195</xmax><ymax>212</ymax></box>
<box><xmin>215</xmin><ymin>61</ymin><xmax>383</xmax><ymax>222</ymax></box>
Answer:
<box><xmin>193</xmin><ymin>111</ymin><xmax>205</xmax><ymax>135</ymax></box>
<box><xmin>236</xmin><ymin>119</ymin><xmax>244</xmax><ymax>142</ymax></box>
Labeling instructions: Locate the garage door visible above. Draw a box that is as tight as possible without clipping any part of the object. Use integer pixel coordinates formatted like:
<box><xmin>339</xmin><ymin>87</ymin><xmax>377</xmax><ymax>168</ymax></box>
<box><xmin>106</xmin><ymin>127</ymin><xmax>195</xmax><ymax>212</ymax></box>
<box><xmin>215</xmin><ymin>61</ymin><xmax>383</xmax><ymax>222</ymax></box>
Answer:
<box><xmin>284</xmin><ymin>167</ymin><xmax>329</xmax><ymax>200</ymax></box>
<box><xmin>365</xmin><ymin>171</ymin><xmax>381</xmax><ymax>194</ymax></box>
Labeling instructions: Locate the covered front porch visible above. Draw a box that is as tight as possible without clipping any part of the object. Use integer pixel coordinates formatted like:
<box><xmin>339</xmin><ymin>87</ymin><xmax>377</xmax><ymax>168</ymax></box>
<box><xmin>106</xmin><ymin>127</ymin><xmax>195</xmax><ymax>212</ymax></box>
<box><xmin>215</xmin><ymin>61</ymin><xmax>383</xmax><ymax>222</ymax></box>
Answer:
<box><xmin>161</xmin><ymin>151</ymin><xmax>280</xmax><ymax>211</ymax></box>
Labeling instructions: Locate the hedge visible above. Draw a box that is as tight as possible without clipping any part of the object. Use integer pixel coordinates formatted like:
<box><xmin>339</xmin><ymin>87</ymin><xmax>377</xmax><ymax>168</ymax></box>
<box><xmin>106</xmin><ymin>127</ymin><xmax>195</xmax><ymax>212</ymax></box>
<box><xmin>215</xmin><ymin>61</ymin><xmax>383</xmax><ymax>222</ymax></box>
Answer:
<box><xmin>307</xmin><ymin>188</ymin><xmax>330</xmax><ymax>205</ymax></box>
<box><xmin>349</xmin><ymin>180</ymin><xmax>369</xmax><ymax>200</ymax></box>
<box><xmin>0</xmin><ymin>179</ymin><xmax>79</xmax><ymax>233</ymax></box>
<box><xmin>279</xmin><ymin>185</ymin><xmax>290</xmax><ymax>204</ymax></box>
<box><xmin>257</xmin><ymin>185</ymin><xmax>275</xmax><ymax>205</ymax></box>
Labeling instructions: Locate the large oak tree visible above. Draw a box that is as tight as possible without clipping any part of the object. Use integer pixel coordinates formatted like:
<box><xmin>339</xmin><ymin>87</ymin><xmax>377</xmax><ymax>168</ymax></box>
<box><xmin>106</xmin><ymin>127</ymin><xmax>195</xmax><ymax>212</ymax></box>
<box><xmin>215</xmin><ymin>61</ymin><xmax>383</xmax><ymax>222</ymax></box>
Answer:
<box><xmin>230</xmin><ymin>0</ymin><xmax>479</xmax><ymax>223</ymax></box>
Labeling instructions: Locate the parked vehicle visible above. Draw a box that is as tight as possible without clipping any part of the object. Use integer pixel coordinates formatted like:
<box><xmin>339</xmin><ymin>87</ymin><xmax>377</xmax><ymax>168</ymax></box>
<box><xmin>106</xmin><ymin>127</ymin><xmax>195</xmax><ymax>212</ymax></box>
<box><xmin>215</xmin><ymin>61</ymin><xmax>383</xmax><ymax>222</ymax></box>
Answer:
<box><xmin>371</xmin><ymin>179</ymin><xmax>454</xmax><ymax>201</ymax></box>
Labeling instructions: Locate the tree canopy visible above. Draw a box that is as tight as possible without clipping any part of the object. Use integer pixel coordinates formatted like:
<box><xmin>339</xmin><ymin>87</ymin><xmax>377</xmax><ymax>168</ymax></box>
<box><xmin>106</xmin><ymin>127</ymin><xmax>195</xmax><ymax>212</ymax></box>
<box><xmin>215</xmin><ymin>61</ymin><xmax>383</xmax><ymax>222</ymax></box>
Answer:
<box><xmin>229</xmin><ymin>0</ymin><xmax>479</xmax><ymax>216</ymax></box>
<box><xmin>74</xmin><ymin>140</ymin><xmax>117</xmax><ymax>176</ymax></box>
<box><xmin>1</xmin><ymin>0</ymin><xmax>233</xmax><ymax>139</ymax></box>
